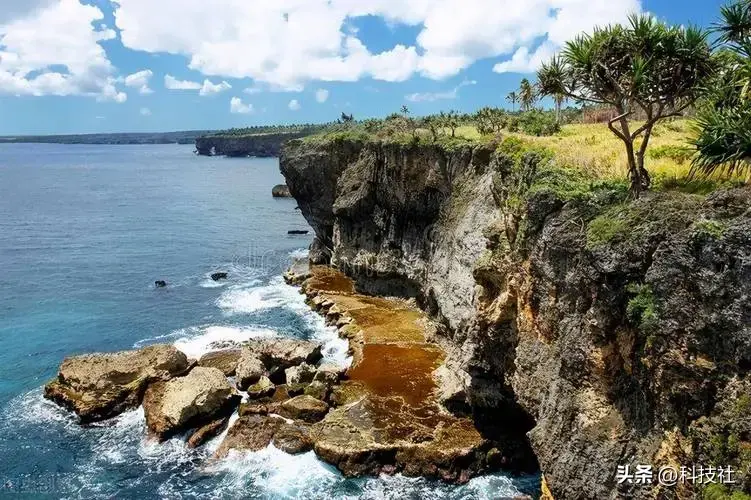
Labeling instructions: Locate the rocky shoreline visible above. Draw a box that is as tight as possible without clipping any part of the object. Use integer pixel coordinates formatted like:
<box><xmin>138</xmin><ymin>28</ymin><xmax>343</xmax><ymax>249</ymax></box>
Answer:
<box><xmin>280</xmin><ymin>135</ymin><xmax>751</xmax><ymax>498</ymax></box>
<box><xmin>42</xmin><ymin>260</ymin><xmax>534</xmax><ymax>487</ymax></box>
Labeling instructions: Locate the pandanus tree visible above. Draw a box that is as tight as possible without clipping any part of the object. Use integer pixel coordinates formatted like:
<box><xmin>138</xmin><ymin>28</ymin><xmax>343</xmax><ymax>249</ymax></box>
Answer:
<box><xmin>538</xmin><ymin>14</ymin><xmax>714</xmax><ymax>197</ymax></box>
<box><xmin>692</xmin><ymin>0</ymin><xmax>751</xmax><ymax>178</ymax></box>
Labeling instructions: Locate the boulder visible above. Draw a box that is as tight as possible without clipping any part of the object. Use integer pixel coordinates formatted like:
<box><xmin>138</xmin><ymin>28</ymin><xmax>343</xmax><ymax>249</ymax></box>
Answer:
<box><xmin>313</xmin><ymin>363</ymin><xmax>345</xmax><ymax>386</ymax></box>
<box><xmin>246</xmin><ymin>376</ymin><xmax>275</xmax><ymax>399</ymax></box>
<box><xmin>273</xmin><ymin>423</ymin><xmax>313</xmax><ymax>454</ymax></box>
<box><xmin>288</xmin><ymin>230</ymin><xmax>309</xmax><ymax>235</ymax></box>
<box><xmin>198</xmin><ymin>349</ymin><xmax>241</xmax><ymax>376</ymax></box>
<box><xmin>285</xmin><ymin>362</ymin><xmax>316</xmax><ymax>385</ymax></box>
<box><xmin>143</xmin><ymin>367</ymin><xmax>239</xmax><ymax>440</ymax></box>
<box><xmin>245</xmin><ymin>338</ymin><xmax>323</xmax><ymax>370</ymax></box>
<box><xmin>272</xmin><ymin>184</ymin><xmax>292</xmax><ymax>198</ymax></box>
<box><xmin>304</xmin><ymin>381</ymin><xmax>330</xmax><ymax>402</ymax></box>
<box><xmin>235</xmin><ymin>348</ymin><xmax>265</xmax><ymax>390</ymax></box>
<box><xmin>187</xmin><ymin>417</ymin><xmax>230</xmax><ymax>448</ymax></box>
<box><xmin>44</xmin><ymin>344</ymin><xmax>190</xmax><ymax>423</ymax></box>
<box><xmin>279</xmin><ymin>395</ymin><xmax>329</xmax><ymax>423</ymax></box>
<box><xmin>211</xmin><ymin>272</ymin><xmax>228</xmax><ymax>281</ymax></box>
<box><xmin>155</xmin><ymin>280</ymin><xmax>167</xmax><ymax>288</ymax></box>
<box><xmin>214</xmin><ymin>415</ymin><xmax>283</xmax><ymax>457</ymax></box>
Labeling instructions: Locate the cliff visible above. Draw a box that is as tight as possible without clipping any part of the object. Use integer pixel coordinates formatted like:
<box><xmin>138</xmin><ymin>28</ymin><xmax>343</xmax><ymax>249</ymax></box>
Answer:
<box><xmin>195</xmin><ymin>131</ymin><xmax>311</xmax><ymax>157</ymax></box>
<box><xmin>281</xmin><ymin>134</ymin><xmax>751</xmax><ymax>499</ymax></box>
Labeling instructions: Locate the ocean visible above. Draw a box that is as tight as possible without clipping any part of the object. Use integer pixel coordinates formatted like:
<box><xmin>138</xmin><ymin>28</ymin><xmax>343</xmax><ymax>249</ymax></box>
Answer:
<box><xmin>0</xmin><ymin>144</ymin><xmax>538</xmax><ymax>498</ymax></box>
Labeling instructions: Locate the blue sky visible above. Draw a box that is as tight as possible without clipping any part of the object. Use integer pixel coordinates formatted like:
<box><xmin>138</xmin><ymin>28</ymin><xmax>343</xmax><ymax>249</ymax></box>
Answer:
<box><xmin>0</xmin><ymin>0</ymin><xmax>726</xmax><ymax>135</ymax></box>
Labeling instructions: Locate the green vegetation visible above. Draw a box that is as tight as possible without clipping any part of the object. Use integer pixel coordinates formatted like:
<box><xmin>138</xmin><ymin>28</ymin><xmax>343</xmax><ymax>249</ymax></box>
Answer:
<box><xmin>703</xmin><ymin>484</ymin><xmax>751</xmax><ymax>500</ymax></box>
<box><xmin>693</xmin><ymin>219</ymin><xmax>728</xmax><ymax>239</ymax></box>
<box><xmin>538</xmin><ymin>14</ymin><xmax>715</xmax><ymax>197</ymax></box>
<box><xmin>625</xmin><ymin>283</ymin><xmax>658</xmax><ymax>333</ymax></box>
<box><xmin>207</xmin><ymin>124</ymin><xmax>326</xmax><ymax>138</ymax></box>
<box><xmin>586</xmin><ymin>192</ymin><xmax>702</xmax><ymax>249</ymax></box>
<box><xmin>692</xmin><ymin>0</ymin><xmax>751</xmax><ymax>179</ymax></box>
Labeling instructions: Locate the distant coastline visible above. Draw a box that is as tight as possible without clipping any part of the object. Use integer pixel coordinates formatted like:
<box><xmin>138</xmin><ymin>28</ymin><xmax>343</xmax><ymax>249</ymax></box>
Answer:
<box><xmin>0</xmin><ymin>131</ymin><xmax>214</xmax><ymax>145</ymax></box>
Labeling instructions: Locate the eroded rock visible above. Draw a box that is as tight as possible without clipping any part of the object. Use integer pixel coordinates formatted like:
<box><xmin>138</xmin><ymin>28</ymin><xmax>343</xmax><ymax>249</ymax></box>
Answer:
<box><xmin>44</xmin><ymin>344</ymin><xmax>190</xmax><ymax>423</ymax></box>
<box><xmin>236</xmin><ymin>349</ymin><xmax>265</xmax><ymax>390</ymax></box>
<box><xmin>214</xmin><ymin>415</ymin><xmax>283</xmax><ymax>457</ymax></box>
<box><xmin>245</xmin><ymin>338</ymin><xmax>323</xmax><ymax>370</ymax></box>
<box><xmin>198</xmin><ymin>349</ymin><xmax>241</xmax><ymax>376</ymax></box>
<box><xmin>143</xmin><ymin>367</ymin><xmax>239</xmax><ymax>440</ymax></box>
<box><xmin>285</xmin><ymin>362</ymin><xmax>316</xmax><ymax>385</ymax></box>
<box><xmin>280</xmin><ymin>395</ymin><xmax>329</xmax><ymax>423</ymax></box>
<box><xmin>187</xmin><ymin>417</ymin><xmax>230</xmax><ymax>448</ymax></box>
<box><xmin>246</xmin><ymin>376</ymin><xmax>275</xmax><ymax>399</ymax></box>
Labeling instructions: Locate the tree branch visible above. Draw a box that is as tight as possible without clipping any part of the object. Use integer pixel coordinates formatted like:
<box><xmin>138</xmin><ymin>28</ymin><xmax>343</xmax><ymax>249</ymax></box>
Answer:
<box><xmin>608</xmin><ymin>111</ymin><xmax>632</xmax><ymax>141</ymax></box>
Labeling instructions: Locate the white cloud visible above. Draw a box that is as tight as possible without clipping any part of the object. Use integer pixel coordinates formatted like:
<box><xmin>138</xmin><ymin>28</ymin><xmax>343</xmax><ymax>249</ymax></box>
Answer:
<box><xmin>492</xmin><ymin>41</ymin><xmax>557</xmax><ymax>74</ymax></box>
<box><xmin>315</xmin><ymin>88</ymin><xmax>329</xmax><ymax>103</ymax></box>
<box><xmin>405</xmin><ymin>79</ymin><xmax>476</xmax><ymax>103</ymax></box>
<box><xmin>111</xmin><ymin>0</ymin><xmax>641</xmax><ymax>86</ymax></box>
<box><xmin>243</xmin><ymin>86</ymin><xmax>262</xmax><ymax>95</ymax></box>
<box><xmin>230</xmin><ymin>96</ymin><xmax>253</xmax><ymax>114</ymax></box>
<box><xmin>164</xmin><ymin>74</ymin><xmax>201</xmax><ymax>90</ymax></box>
<box><xmin>0</xmin><ymin>0</ymin><xmax>125</xmax><ymax>101</ymax></box>
<box><xmin>140</xmin><ymin>106</ymin><xmax>151</xmax><ymax>115</ymax></box>
<box><xmin>199</xmin><ymin>79</ymin><xmax>231</xmax><ymax>96</ymax></box>
<box><xmin>288</xmin><ymin>99</ymin><xmax>301</xmax><ymax>111</ymax></box>
<box><xmin>124</xmin><ymin>69</ymin><xmax>154</xmax><ymax>94</ymax></box>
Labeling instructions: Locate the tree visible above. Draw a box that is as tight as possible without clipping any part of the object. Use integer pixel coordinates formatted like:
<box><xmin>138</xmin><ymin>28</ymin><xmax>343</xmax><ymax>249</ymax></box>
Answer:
<box><xmin>692</xmin><ymin>0</ymin><xmax>751</xmax><ymax>179</ymax></box>
<box><xmin>519</xmin><ymin>79</ymin><xmax>537</xmax><ymax>111</ymax></box>
<box><xmin>400</xmin><ymin>105</ymin><xmax>410</xmax><ymax>117</ymax></box>
<box><xmin>506</xmin><ymin>91</ymin><xmax>519</xmax><ymax>112</ymax></box>
<box><xmin>439</xmin><ymin>110</ymin><xmax>459</xmax><ymax>137</ymax></box>
<box><xmin>553</xmin><ymin>93</ymin><xmax>567</xmax><ymax>123</ymax></box>
<box><xmin>538</xmin><ymin>14</ymin><xmax>714</xmax><ymax>197</ymax></box>
<box><xmin>340</xmin><ymin>112</ymin><xmax>354</xmax><ymax>123</ymax></box>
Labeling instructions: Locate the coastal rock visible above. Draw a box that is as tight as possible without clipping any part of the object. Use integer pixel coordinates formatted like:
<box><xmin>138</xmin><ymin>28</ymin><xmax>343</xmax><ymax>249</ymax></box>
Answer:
<box><xmin>272</xmin><ymin>184</ymin><xmax>292</xmax><ymax>198</ymax></box>
<box><xmin>313</xmin><ymin>363</ymin><xmax>345</xmax><ymax>386</ymax></box>
<box><xmin>279</xmin><ymin>395</ymin><xmax>329</xmax><ymax>423</ymax></box>
<box><xmin>210</xmin><ymin>272</ymin><xmax>228</xmax><ymax>281</ymax></box>
<box><xmin>245</xmin><ymin>338</ymin><xmax>323</xmax><ymax>370</ymax></box>
<box><xmin>154</xmin><ymin>280</ymin><xmax>167</xmax><ymax>288</ymax></box>
<box><xmin>198</xmin><ymin>349</ymin><xmax>241</xmax><ymax>376</ymax></box>
<box><xmin>285</xmin><ymin>362</ymin><xmax>316</xmax><ymax>385</ymax></box>
<box><xmin>273</xmin><ymin>423</ymin><xmax>313</xmax><ymax>454</ymax></box>
<box><xmin>143</xmin><ymin>367</ymin><xmax>239</xmax><ymax>440</ymax></box>
<box><xmin>214</xmin><ymin>415</ymin><xmax>282</xmax><ymax>457</ymax></box>
<box><xmin>44</xmin><ymin>344</ymin><xmax>190</xmax><ymax>423</ymax></box>
<box><xmin>246</xmin><ymin>376</ymin><xmax>275</xmax><ymax>399</ymax></box>
<box><xmin>187</xmin><ymin>417</ymin><xmax>230</xmax><ymax>448</ymax></box>
<box><xmin>235</xmin><ymin>348</ymin><xmax>265</xmax><ymax>390</ymax></box>
<box><xmin>304</xmin><ymin>381</ymin><xmax>330</xmax><ymax>402</ymax></box>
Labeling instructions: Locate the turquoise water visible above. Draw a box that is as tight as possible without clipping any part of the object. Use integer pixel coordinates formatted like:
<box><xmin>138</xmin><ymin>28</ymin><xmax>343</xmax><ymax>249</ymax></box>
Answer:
<box><xmin>0</xmin><ymin>144</ymin><xmax>538</xmax><ymax>498</ymax></box>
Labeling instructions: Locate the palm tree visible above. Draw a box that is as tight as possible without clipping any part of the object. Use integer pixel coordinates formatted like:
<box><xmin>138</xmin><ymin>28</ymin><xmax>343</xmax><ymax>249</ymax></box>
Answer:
<box><xmin>519</xmin><ymin>79</ymin><xmax>537</xmax><ymax>112</ymax></box>
<box><xmin>506</xmin><ymin>91</ymin><xmax>518</xmax><ymax>112</ymax></box>
<box><xmin>400</xmin><ymin>105</ymin><xmax>410</xmax><ymax>117</ymax></box>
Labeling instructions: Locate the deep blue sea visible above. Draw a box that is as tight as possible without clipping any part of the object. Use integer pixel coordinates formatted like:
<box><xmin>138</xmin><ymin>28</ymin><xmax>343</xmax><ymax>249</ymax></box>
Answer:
<box><xmin>0</xmin><ymin>144</ymin><xmax>537</xmax><ymax>499</ymax></box>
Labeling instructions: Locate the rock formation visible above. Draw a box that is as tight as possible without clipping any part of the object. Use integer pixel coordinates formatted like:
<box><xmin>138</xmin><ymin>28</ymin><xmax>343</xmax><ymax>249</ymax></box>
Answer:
<box><xmin>43</xmin><ymin>344</ymin><xmax>190</xmax><ymax>423</ymax></box>
<box><xmin>272</xmin><ymin>184</ymin><xmax>292</xmax><ymax>197</ymax></box>
<box><xmin>281</xmin><ymin>135</ymin><xmax>751</xmax><ymax>498</ymax></box>
<box><xmin>195</xmin><ymin>131</ymin><xmax>310</xmax><ymax>157</ymax></box>
<box><xmin>142</xmin><ymin>366</ymin><xmax>239</xmax><ymax>440</ymax></box>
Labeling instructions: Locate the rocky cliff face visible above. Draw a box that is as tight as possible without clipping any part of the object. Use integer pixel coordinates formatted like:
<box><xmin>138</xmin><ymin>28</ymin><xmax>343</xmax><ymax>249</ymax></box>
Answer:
<box><xmin>195</xmin><ymin>132</ymin><xmax>310</xmax><ymax>157</ymax></box>
<box><xmin>281</xmin><ymin>136</ymin><xmax>751</xmax><ymax>499</ymax></box>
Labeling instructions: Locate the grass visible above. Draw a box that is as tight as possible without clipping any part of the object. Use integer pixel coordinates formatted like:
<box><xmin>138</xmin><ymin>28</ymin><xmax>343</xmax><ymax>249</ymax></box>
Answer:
<box><xmin>304</xmin><ymin>118</ymin><xmax>748</xmax><ymax>194</ymax></box>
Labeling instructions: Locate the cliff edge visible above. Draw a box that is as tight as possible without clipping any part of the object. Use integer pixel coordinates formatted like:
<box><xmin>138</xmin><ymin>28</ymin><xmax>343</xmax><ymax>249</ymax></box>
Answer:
<box><xmin>280</xmin><ymin>133</ymin><xmax>751</xmax><ymax>499</ymax></box>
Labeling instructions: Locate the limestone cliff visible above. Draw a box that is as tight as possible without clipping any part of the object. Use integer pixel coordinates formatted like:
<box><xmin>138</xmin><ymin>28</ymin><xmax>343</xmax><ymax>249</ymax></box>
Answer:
<box><xmin>280</xmin><ymin>135</ymin><xmax>751</xmax><ymax>499</ymax></box>
<box><xmin>195</xmin><ymin>131</ymin><xmax>310</xmax><ymax>157</ymax></box>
